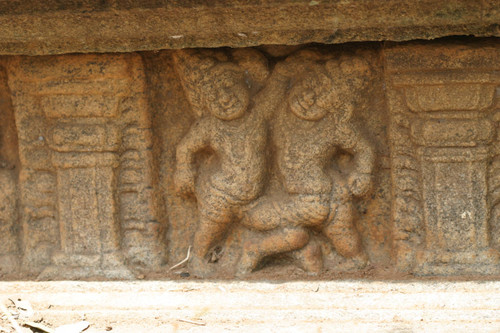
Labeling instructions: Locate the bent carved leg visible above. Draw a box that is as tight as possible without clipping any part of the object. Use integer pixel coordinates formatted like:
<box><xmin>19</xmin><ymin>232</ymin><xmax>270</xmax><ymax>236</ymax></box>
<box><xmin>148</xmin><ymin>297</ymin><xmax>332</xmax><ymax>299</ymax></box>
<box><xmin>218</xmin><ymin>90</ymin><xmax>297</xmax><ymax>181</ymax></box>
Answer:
<box><xmin>190</xmin><ymin>186</ymin><xmax>235</xmax><ymax>277</ymax></box>
<box><xmin>323</xmin><ymin>200</ymin><xmax>368</xmax><ymax>267</ymax></box>
<box><xmin>237</xmin><ymin>226</ymin><xmax>310</xmax><ymax>276</ymax></box>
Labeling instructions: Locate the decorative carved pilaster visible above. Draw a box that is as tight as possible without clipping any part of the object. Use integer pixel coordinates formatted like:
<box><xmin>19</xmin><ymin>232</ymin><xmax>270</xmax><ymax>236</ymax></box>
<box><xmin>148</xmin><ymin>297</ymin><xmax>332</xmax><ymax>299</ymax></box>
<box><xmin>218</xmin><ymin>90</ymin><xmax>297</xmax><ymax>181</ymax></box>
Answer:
<box><xmin>384</xmin><ymin>42</ymin><xmax>500</xmax><ymax>275</ymax></box>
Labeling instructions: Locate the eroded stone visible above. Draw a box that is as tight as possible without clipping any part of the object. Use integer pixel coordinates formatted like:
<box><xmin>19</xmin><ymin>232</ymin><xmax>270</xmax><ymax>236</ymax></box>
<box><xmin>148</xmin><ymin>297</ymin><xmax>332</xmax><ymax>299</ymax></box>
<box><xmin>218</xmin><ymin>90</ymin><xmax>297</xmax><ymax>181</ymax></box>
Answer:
<box><xmin>0</xmin><ymin>39</ymin><xmax>498</xmax><ymax>280</ymax></box>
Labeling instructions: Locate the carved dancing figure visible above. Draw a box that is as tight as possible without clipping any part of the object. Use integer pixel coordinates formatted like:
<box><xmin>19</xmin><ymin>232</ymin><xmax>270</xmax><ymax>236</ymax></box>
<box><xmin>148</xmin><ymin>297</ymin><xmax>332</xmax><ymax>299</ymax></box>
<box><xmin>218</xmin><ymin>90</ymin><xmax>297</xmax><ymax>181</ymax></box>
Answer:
<box><xmin>238</xmin><ymin>50</ymin><xmax>375</xmax><ymax>275</ymax></box>
<box><xmin>173</xmin><ymin>49</ymin><xmax>269</xmax><ymax>276</ymax></box>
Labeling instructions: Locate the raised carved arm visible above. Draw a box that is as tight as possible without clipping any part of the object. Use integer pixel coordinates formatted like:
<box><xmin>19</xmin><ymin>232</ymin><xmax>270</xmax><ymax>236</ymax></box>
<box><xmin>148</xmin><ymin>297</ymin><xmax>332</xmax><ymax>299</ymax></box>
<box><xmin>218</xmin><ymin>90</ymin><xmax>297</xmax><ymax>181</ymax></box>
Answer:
<box><xmin>252</xmin><ymin>66</ymin><xmax>291</xmax><ymax>120</ymax></box>
<box><xmin>174</xmin><ymin>118</ymin><xmax>210</xmax><ymax>196</ymax></box>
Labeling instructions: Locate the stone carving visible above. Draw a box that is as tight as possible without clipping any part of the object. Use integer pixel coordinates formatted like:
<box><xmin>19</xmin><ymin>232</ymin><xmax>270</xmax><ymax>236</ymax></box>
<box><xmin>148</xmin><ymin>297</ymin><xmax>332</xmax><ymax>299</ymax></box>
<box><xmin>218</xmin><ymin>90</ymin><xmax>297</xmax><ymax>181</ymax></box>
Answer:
<box><xmin>7</xmin><ymin>54</ymin><xmax>165</xmax><ymax>278</ymax></box>
<box><xmin>237</xmin><ymin>50</ymin><xmax>375</xmax><ymax>275</ymax></box>
<box><xmin>385</xmin><ymin>42</ymin><xmax>500</xmax><ymax>275</ymax></box>
<box><xmin>173</xmin><ymin>49</ymin><xmax>270</xmax><ymax>276</ymax></box>
<box><xmin>173</xmin><ymin>48</ymin><xmax>375</xmax><ymax>276</ymax></box>
<box><xmin>0</xmin><ymin>40</ymin><xmax>498</xmax><ymax>280</ymax></box>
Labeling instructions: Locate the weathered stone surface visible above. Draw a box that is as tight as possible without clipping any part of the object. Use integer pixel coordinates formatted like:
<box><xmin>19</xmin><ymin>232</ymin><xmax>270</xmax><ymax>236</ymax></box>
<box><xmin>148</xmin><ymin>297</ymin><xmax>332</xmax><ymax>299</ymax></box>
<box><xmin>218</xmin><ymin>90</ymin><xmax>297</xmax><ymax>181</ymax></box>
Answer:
<box><xmin>0</xmin><ymin>38</ymin><xmax>499</xmax><ymax>280</ymax></box>
<box><xmin>0</xmin><ymin>64</ymin><xmax>19</xmax><ymax>276</ymax></box>
<box><xmin>384</xmin><ymin>39</ymin><xmax>500</xmax><ymax>276</ymax></box>
<box><xmin>153</xmin><ymin>44</ymin><xmax>392</xmax><ymax>279</ymax></box>
<box><xmin>4</xmin><ymin>54</ymin><xmax>166</xmax><ymax>278</ymax></box>
<box><xmin>0</xmin><ymin>1</ymin><xmax>498</xmax><ymax>55</ymax></box>
<box><xmin>167</xmin><ymin>47</ymin><xmax>380</xmax><ymax>277</ymax></box>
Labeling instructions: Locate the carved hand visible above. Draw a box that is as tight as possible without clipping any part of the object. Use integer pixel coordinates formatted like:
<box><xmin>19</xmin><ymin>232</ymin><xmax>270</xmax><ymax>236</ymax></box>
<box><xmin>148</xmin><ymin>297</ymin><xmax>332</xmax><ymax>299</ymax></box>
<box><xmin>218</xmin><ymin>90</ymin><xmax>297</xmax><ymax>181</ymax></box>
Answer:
<box><xmin>274</xmin><ymin>61</ymin><xmax>294</xmax><ymax>77</ymax></box>
<box><xmin>174</xmin><ymin>167</ymin><xmax>196</xmax><ymax>197</ymax></box>
<box><xmin>347</xmin><ymin>172</ymin><xmax>373</xmax><ymax>197</ymax></box>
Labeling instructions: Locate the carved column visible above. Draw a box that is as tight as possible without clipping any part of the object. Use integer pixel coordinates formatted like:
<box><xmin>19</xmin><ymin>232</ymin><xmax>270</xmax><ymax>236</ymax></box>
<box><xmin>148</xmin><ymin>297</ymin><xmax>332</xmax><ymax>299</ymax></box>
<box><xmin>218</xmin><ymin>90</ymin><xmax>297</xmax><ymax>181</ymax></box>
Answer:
<box><xmin>6</xmin><ymin>58</ymin><xmax>59</xmax><ymax>272</ymax></box>
<box><xmin>7</xmin><ymin>54</ymin><xmax>163</xmax><ymax>278</ymax></box>
<box><xmin>385</xmin><ymin>42</ymin><xmax>500</xmax><ymax>275</ymax></box>
<box><xmin>47</xmin><ymin>129</ymin><xmax>127</xmax><ymax>278</ymax></box>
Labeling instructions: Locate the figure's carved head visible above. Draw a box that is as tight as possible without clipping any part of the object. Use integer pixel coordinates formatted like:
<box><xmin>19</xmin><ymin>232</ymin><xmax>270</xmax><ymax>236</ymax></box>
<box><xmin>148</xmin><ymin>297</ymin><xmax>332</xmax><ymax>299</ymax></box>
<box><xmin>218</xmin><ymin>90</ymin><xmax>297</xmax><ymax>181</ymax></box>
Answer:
<box><xmin>203</xmin><ymin>63</ymin><xmax>250</xmax><ymax>121</ymax></box>
<box><xmin>288</xmin><ymin>70</ymin><xmax>335</xmax><ymax>121</ymax></box>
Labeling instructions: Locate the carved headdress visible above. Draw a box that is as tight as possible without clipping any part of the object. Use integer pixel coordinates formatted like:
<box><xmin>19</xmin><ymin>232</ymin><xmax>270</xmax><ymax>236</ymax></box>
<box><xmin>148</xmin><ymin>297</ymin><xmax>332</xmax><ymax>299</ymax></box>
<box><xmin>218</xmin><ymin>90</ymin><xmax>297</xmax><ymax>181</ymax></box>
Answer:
<box><xmin>273</xmin><ymin>48</ymin><xmax>373</xmax><ymax>123</ymax></box>
<box><xmin>173</xmin><ymin>49</ymin><xmax>269</xmax><ymax>117</ymax></box>
<box><xmin>173</xmin><ymin>49</ymin><xmax>225</xmax><ymax>117</ymax></box>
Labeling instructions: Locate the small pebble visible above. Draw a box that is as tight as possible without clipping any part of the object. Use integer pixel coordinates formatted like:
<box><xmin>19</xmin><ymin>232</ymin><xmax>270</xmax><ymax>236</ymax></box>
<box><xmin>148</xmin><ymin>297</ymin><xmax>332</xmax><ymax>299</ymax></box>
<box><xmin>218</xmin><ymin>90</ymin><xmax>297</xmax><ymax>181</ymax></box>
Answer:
<box><xmin>180</xmin><ymin>272</ymin><xmax>190</xmax><ymax>278</ymax></box>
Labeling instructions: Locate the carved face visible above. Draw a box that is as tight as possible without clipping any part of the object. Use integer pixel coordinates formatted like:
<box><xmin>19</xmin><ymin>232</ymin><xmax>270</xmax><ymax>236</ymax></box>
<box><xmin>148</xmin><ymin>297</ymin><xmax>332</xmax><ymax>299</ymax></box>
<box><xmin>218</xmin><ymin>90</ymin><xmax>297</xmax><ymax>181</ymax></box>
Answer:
<box><xmin>288</xmin><ymin>72</ymin><xmax>334</xmax><ymax>121</ymax></box>
<box><xmin>204</xmin><ymin>65</ymin><xmax>250</xmax><ymax>121</ymax></box>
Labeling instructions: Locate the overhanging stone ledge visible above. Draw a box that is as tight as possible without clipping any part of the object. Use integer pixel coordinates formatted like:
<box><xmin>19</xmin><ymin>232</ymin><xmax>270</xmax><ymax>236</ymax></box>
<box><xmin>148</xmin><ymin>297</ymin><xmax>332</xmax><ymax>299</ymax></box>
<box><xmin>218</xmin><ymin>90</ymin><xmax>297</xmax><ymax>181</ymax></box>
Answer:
<box><xmin>0</xmin><ymin>0</ymin><xmax>498</xmax><ymax>55</ymax></box>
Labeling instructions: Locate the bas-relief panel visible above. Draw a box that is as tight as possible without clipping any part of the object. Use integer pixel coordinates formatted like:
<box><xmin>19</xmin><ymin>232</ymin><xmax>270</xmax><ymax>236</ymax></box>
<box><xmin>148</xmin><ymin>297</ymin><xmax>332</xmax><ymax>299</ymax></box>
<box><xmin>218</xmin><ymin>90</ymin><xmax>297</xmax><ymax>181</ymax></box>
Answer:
<box><xmin>160</xmin><ymin>45</ymin><xmax>391</xmax><ymax>278</ymax></box>
<box><xmin>0</xmin><ymin>40</ymin><xmax>498</xmax><ymax>279</ymax></box>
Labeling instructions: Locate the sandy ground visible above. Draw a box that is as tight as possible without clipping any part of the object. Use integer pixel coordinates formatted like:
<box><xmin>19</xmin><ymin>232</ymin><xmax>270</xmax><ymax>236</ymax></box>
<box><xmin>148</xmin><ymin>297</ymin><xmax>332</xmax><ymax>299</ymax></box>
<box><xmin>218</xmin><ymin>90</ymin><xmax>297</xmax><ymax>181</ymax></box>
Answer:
<box><xmin>0</xmin><ymin>279</ymin><xmax>499</xmax><ymax>332</ymax></box>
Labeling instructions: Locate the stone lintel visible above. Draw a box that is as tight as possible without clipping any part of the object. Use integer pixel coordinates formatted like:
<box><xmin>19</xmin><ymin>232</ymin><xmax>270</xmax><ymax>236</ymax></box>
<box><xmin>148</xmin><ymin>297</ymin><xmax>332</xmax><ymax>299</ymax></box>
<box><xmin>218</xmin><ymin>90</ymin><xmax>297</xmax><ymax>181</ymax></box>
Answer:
<box><xmin>0</xmin><ymin>0</ymin><xmax>498</xmax><ymax>55</ymax></box>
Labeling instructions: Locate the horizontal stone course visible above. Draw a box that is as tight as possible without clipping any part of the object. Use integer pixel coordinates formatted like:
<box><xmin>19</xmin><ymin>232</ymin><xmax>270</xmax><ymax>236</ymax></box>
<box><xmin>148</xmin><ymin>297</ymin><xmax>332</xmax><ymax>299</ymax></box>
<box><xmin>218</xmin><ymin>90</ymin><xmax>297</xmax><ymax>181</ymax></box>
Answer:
<box><xmin>0</xmin><ymin>1</ymin><xmax>498</xmax><ymax>55</ymax></box>
<box><xmin>0</xmin><ymin>281</ymin><xmax>498</xmax><ymax>332</ymax></box>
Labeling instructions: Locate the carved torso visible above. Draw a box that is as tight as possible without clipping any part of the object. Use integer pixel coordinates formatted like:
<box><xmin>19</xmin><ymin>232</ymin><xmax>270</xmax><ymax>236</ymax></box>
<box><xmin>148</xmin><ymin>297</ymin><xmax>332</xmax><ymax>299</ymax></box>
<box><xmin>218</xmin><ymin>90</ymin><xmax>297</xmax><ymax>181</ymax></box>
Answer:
<box><xmin>275</xmin><ymin>106</ymin><xmax>339</xmax><ymax>195</ymax></box>
<box><xmin>207</xmin><ymin>109</ymin><xmax>267</xmax><ymax>201</ymax></box>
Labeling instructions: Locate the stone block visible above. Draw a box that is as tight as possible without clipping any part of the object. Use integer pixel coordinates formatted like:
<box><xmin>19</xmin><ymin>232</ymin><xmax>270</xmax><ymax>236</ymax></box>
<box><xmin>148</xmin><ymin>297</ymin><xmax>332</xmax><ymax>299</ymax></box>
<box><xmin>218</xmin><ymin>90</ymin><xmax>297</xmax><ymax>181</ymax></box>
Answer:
<box><xmin>0</xmin><ymin>18</ymin><xmax>498</xmax><ymax>281</ymax></box>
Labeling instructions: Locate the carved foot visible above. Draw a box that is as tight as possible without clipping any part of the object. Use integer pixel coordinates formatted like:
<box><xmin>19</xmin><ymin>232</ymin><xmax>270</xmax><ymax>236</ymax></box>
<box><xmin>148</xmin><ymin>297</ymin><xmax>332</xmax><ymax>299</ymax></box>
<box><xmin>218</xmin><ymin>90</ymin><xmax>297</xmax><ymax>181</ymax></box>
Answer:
<box><xmin>350</xmin><ymin>251</ymin><xmax>369</xmax><ymax>269</ymax></box>
<box><xmin>235</xmin><ymin>250</ymin><xmax>261</xmax><ymax>278</ymax></box>
<box><xmin>188</xmin><ymin>256</ymin><xmax>216</xmax><ymax>278</ymax></box>
<box><xmin>291</xmin><ymin>242</ymin><xmax>323</xmax><ymax>275</ymax></box>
